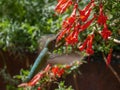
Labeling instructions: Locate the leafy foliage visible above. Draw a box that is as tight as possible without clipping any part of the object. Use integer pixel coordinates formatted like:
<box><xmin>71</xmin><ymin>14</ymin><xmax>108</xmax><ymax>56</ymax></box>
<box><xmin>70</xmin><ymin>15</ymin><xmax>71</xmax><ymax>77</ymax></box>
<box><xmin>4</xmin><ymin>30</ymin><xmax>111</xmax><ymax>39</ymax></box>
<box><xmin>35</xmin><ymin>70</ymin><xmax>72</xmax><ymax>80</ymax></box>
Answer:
<box><xmin>0</xmin><ymin>0</ymin><xmax>62</xmax><ymax>53</ymax></box>
<box><xmin>55</xmin><ymin>81</ymin><xmax>74</xmax><ymax>90</ymax></box>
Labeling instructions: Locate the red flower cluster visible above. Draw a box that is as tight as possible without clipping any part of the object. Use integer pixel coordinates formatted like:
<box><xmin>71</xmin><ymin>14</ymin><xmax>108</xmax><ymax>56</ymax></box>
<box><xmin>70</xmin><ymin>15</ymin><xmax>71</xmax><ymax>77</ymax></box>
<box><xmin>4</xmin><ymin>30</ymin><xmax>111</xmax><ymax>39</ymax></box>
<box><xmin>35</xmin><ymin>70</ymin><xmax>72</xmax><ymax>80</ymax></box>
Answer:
<box><xmin>57</xmin><ymin>4</ymin><xmax>78</xmax><ymax>42</ymax></box>
<box><xmin>52</xmin><ymin>66</ymin><xmax>64</xmax><ymax>77</ymax></box>
<box><xmin>106</xmin><ymin>49</ymin><xmax>113</xmax><ymax>66</ymax></box>
<box><xmin>97</xmin><ymin>4</ymin><xmax>112</xmax><ymax>64</ymax></box>
<box><xmin>65</xmin><ymin>23</ymin><xmax>79</xmax><ymax>45</ymax></box>
<box><xmin>97</xmin><ymin>4</ymin><xmax>107</xmax><ymax>25</ymax></box>
<box><xmin>97</xmin><ymin>4</ymin><xmax>112</xmax><ymax>40</ymax></box>
<box><xmin>79</xmin><ymin>34</ymin><xmax>94</xmax><ymax>55</ymax></box>
<box><xmin>56</xmin><ymin>1</ymin><xmax>96</xmax><ymax>48</ymax></box>
<box><xmin>56</xmin><ymin>0</ymin><xmax>112</xmax><ymax>56</ymax></box>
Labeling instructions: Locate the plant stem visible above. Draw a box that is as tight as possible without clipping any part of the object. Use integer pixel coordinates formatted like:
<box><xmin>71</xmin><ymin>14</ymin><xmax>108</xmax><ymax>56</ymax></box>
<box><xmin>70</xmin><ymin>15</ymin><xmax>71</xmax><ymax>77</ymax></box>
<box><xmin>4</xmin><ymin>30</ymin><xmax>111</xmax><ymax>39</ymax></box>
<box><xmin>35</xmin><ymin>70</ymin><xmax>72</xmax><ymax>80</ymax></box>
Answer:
<box><xmin>108</xmin><ymin>37</ymin><xmax>120</xmax><ymax>44</ymax></box>
<box><xmin>73</xmin><ymin>72</ymin><xmax>79</xmax><ymax>90</ymax></box>
<box><xmin>102</xmin><ymin>53</ymin><xmax>120</xmax><ymax>83</ymax></box>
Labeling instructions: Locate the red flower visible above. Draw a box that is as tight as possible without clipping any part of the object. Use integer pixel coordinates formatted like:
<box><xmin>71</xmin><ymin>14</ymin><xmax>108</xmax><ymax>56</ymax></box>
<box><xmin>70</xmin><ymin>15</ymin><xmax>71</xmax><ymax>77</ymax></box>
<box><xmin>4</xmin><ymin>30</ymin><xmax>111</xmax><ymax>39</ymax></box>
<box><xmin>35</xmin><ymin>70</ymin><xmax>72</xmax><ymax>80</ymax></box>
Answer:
<box><xmin>97</xmin><ymin>4</ymin><xmax>107</xmax><ymax>25</ymax></box>
<box><xmin>44</xmin><ymin>64</ymin><xmax>51</xmax><ymax>72</ymax></box>
<box><xmin>38</xmin><ymin>87</ymin><xmax>41</xmax><ymax>90</ymax></box>
<box><xmin>79</xmin><ymin>36</ymin><xmax>90</xmax><ymax>51</ymax></box>
<box><xmin>28</xmin><ymin>72</ymin><xmax>43</xmax><ymax>86</ymax></box>
<box><xmin>55</xmin><ymin>0</ymin><xmax>72</xmax><ymax>14</ymax></box>
<box><xmin>65</xmin><ymin>30</ymin><xmax>79</xmax><ymax>45</ymax></box>
<box><xmin>80</xmin><ymin>0</ymin><xmax>94</xmax><ymax>14</ymax></box>
<box><xmin>62</xmin><ymin>4</ymin><xmax>78</xmax><ymax>28</ymax></box>
<box><xmin>86</xmin><ymin>48</ymin><xmax>94</xmax><ymax>55</ymax></box>
<box><xmin>80</xmin><ymin>15</ymin><xmax>96</xmax><ymax>31</ymax></box>
<box><xmin>106</xmin><ymin>49</ymin><xmax>113</xmax><ymax>65</ymax></box>
<box><xmin>65</xmin><ymin>65</ymin><xmax>71</xmax><ymax>69</ymax></box>
<box><xmin>57</xmin><ymin>26</ymin><xmax>71</xmax><ymax>42</ymax></box>
<box><xmin>101</xmin><ymin>24</ymin><xmax>112</xmax><ymax>40</ymax></box>
<box><xmin>79</xmin><ymin>8</ymin><xmax>92</xmax><ymax>22</ymax></box>
<box><xmin>65</xmin><ymin>23</ymin><xmax>80</xmax><ymax>45</ymax></box>
<box><xmin>79</xmin><ymin>1</ymin><xmax>95</xmax><ymax>22</ymax></box>
<box><xmin>52</xmin><ymin>66</ymin><xmax>64</xmax><ymax>77</ymax></box>
<box><xmin>79</xmin><ymin>34</ymin><xmax>94</xmax><ymax>55</ymax></box>
<box><xmin>86</xmin><ymin>34</ymin><xmax>94</xmax><ymax>54</ymax></box>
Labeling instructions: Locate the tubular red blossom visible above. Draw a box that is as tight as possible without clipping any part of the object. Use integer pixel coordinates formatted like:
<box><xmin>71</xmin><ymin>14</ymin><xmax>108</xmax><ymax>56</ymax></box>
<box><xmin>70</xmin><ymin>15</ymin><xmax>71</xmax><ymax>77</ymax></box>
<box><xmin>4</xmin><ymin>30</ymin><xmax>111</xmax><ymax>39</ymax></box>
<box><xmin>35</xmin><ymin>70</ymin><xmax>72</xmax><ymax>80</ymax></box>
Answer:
<box><xmin>101</xmin><ymin>24</ymin><xmax>112</xmax><ymax>40</ymax></box>
<box><xmin>82</xmin><ymin>0</ymin><xmax>94</xmax><ymax>13</ymax></box>
<box><xmin>87</xmin><ymin>34</ymin><xmax>94</xmax><ymax>48</ymax></box>
<box><xmin>58</xmin><ymin>69</ymin><xmax>64</xmax><ymax>77</ymax></box>
<box><xmin>62</xmin><ymin>4</ymin><xmax>78</xmax><ymax>28</ymax></box>
<box><xmin>86</xmin><ymin>48</ymin><xmax>94</xmax><ymax>54</ymax></box>
<box><xmin>18</xmin><ymin>83</ymin><xmax>28</xmax><ymax>87</ymax></box>
<box><xmin>57</xmin><ymin>26</ymin><xmax>71</xmax><ymax>42</ymax></box>
<box><xmin>52</xmin><ymin>66</ymin><xmax>64</xmax><ymax>77</ymax></box>
<box><xmin>78</xmin><ymin>41</ymin><xmax>87</xmax><ymax>51</ymax></box>
<box><xmin>18</xmin><ymin>72</ymin><xmax>44</xmax><ymax>87</ymax></box>
<box><xmin>65</xmin><ymin>30</ymin><xmax>79</xmax><ymax>45</ymax></box>
<box><xmin>97</xmin><ymin>4</ymin><xmax>107</xmax><ymax>25</ymax></box>
<box><xmin>80</xmin><ymin>8</ymin><xmax>92</xmax><ymax>22</ymax></box>
<box><xmin>79</xmin><ymin>1</ymin><xmax>95</xmax><ymax>22</ymax></box>
<box><xmin>56</xmin><ymin>0</ymin><xmax>67</xmax><ymax>7</ymax></box>
<box><xmin>38</xmin><ymin>87</ymin><xmax>41</xmax><ymax>90</ymax></box>
<box><xmin>55</xmin><ymin>0</ymin><xmax>68</xmax><ymax>11</ymax></box>
<box><xmin>86</xmin><ymin>34</ymin><xmax>94</xmax><ymax>54</ymax></box>
<box><xmin>60</xmin><ymin>0</ymin><xmax>73</xmax><ymax>14</ymax></box>
<box><xmin>62</xmin><ymin>17</ymin><xmax>75</xmax><ymax>29</ymax></box>
<box><xmin>65</xmin><ymin>33</ymin><xmax>74</xmax><ymax>45</ymax></box>
<box><xmin>52</xmin><ymin>66</ymin><xmax>59</xmax><ymax>76</ymax></box>
<box><xmin>79</xmin><ymin>34</ymin><xmax>94</xmax><ymax>55</ymax></box>
<box><xmin>28</xmin><ymin>73</ymin><xmax>43</xmax><ymax>86</ymax></box>
<box><xmin>78</xmin><ymin>36</ymin><xmax>90</xmax><ymax>51</ymax></box>
<box><xmin>27</xmin><ymin>64</ymin><xmax>51</xmax><ymax>86</ymax></box>
<box><xmin>65</xmin><ymin>23</ymin><xmax>80</xmax><ymax>45</ymax></box>
<box><xmin>65</xmin><ymin>65</ymin><xmax>71</xmax><ymax>69</ymax></box>
<box><xmin>74</xmin><ymin>23</ymin><xmax>81</xmax><ymax>31</ymax></box>
<box><xmin>71</xmin><ymin>4</ymin><xmax>78</xmax><ymax>17</ymax></box>
<box><xmin>55</xmin><ymin>0</ymin><xmax>72</xmax><ymax>14</ymax></box>
<box><xmin>80</xmin><ymin>15</ymin><xmax>96</xmax><ymax>31</ymax></box>
<box><xmin>106</xmin><ymin>49</ymin><xmax>113</xmax><ymax>65</ymax></box>
<box><xmin>67</xmin><ymin>16</ymin><xmax>76</xmax><ymax>27</ymax></box>
<box><xmin>62</xmin><ymin>16</ymin><xmax>75</xmax><ymax>29</ymax></box>
<box><xmin>44</xmin><ymin>64</ymin><xmax>51</xmax><ymax>72</ymax></box>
